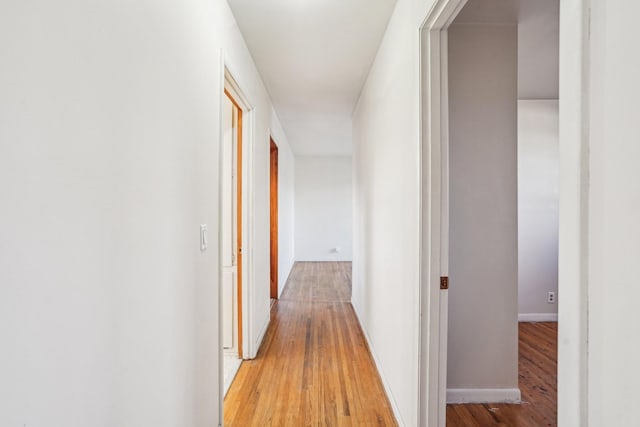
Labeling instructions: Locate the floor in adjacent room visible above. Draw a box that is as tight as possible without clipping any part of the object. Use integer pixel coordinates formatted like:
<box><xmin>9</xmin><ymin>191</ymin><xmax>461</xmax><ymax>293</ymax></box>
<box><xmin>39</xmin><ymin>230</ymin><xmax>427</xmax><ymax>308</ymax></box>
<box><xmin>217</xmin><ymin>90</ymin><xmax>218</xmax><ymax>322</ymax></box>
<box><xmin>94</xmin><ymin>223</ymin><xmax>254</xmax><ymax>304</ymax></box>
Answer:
<box><xmin>223</xmin><ymin>261</ymin><xmax>397</xmax><ymax>426</ymax></box>
<box><xmin>447</xmin><ymin>322</ymin><xmax>558</xmax><ymax>426</ymax></box>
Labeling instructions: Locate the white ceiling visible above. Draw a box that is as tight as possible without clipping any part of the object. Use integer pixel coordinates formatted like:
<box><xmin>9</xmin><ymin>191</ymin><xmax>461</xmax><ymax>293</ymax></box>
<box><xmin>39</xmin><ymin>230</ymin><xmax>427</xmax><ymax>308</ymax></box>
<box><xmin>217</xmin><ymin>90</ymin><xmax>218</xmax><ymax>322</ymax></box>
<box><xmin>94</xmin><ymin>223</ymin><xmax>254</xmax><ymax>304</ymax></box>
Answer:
<box><xmin>227</xmin><ymin>0</ymin><xmax>397</xmax><ymax>156</ymax></box>
<box><xmin>454</xmin><ymin>0</ymin><xmax>559</xmax><ymax>98</ymax></box>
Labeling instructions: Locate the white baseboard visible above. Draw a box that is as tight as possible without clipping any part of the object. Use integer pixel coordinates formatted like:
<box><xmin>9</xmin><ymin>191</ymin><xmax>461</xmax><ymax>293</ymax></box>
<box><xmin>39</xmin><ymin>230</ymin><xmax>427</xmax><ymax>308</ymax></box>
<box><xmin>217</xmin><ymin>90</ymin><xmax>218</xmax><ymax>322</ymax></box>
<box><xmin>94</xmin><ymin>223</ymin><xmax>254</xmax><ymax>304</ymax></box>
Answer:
<box><xmin>251</xmin><ymin>312</ymin><xmax>271</xmax><ymax>359</ymax></box>
<box><xmin>447</xmin><ymin>388</ymin><xmax>521</xmax><ymax>404</ymax></box>
<box><xmin>278</xmin><ymin>257</ymin><xmax>296</xmax><ymax>298</ymax></box>
<box><xmin>518</xmin><ymin>313</ymin><xmax>558</xmax><ymax>322</ymax></box>
<box><xmin>352</xmin><ymin>302</ymin><xmax>404</xmax><ymax>426</ymax></box>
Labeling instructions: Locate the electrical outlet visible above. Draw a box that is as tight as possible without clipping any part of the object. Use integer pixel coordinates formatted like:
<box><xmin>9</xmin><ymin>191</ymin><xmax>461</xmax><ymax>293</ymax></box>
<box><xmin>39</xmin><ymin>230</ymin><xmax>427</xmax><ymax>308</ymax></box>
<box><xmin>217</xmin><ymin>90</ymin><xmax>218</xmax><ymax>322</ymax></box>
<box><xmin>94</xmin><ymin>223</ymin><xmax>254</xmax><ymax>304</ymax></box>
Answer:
<box><xmin>547</xmin><ymin>291</ymin><xmax>556</xmax><ymax>304</ymax></box>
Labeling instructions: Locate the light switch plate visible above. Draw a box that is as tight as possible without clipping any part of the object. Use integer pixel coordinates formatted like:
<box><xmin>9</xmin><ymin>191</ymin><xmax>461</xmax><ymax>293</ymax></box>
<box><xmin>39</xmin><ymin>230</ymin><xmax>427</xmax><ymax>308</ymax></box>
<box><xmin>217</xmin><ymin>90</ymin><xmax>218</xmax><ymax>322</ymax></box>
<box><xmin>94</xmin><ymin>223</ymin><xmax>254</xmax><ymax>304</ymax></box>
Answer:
<box><xmin>200</xmin><ymin>224</ymin><xmax>208</xmax><ymax>251</ymax></box>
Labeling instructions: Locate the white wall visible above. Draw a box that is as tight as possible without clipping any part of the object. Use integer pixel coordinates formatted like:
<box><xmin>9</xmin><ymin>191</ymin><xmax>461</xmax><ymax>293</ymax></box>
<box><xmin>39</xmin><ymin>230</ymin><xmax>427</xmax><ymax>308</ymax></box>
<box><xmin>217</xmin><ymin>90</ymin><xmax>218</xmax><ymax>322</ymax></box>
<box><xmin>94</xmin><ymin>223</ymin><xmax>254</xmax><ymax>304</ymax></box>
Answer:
<box><xmin>518</xmin><ymin>100</ymin><xmax>559</xmax><ymax>320</ymax></box>
<box><xmin>352</xmin><ymin>0</ymin><xmax>640</xmax><ymax>425</ymax></box>
<box><xmin>0</xmin><ymin>1</ymin><xmax>294</xmax><ymax>425</ymax></box>
<box><xmin>295</xmin><ymin>156</ymin><xmax>352</xmax><ymax>261</ymax></box>
<box><xmin>584</xmin><ymin>1</ymin><xmax>640</xmax><ymax>424</ymax></box>
<box><xmin>446</xmin><ymin>22</ymin><xmax>519</xmax><ymax>398</ymax></box>
<box><xmin>352</xmin><ymin>0</ymin><xmax>426</xmax><ymax>423</ymax></box>
<box><xmin>270</xmin><ymin>110</ymin><xmax>296</xmax><ymax>296</ymax></box>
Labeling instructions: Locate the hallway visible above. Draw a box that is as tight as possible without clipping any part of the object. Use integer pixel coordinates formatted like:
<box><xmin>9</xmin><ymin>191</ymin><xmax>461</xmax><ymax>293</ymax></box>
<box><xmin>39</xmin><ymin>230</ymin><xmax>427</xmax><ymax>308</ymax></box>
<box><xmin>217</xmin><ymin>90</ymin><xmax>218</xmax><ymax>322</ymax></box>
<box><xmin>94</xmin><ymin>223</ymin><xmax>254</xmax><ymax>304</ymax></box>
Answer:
<box><xmin>223</xmin><ymin>262</ymin><xmax>397</xmax><ymax>426</ymax></box>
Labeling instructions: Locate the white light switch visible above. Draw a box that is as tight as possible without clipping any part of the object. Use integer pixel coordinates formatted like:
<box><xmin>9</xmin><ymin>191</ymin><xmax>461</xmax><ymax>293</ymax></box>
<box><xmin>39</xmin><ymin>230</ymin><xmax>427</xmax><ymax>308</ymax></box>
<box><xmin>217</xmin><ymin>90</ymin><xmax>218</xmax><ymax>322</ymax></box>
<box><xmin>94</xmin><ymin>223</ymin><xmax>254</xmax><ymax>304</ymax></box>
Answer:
<box><xmin>200</xmin><ymin>224</ymin><xmax>208</xmax><ymax>251</ymax></box>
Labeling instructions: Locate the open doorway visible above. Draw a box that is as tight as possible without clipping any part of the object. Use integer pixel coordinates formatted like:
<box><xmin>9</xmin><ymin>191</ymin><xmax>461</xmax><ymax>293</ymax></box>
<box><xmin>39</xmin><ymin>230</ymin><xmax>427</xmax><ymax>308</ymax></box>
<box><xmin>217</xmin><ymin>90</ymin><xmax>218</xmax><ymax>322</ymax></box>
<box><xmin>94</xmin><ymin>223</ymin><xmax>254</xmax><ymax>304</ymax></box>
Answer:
<box><xmin>419</xmin><ymin>0</ymin><xmax>560</xmax><ymax>425</ymax></box>
<box><xmin>221</xmin><ymin>84</ymin><xmax>244</xmax><ymax>396</ymax></box>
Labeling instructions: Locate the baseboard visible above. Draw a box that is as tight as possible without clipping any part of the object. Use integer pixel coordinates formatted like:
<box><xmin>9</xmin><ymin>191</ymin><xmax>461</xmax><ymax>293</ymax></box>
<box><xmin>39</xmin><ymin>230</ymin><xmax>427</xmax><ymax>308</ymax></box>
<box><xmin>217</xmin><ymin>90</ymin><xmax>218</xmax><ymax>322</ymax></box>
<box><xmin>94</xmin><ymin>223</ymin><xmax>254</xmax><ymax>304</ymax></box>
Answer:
<box><xmin>447</xmin><ymin>388</ymin><xmax>522</xmax><ymax>404</ymax></box>
<box><xmin>278</xmin><ymin>258</ymin><xmax>296</xmax><ymax>298</ymax></box>
<box><xmin>518</xmin><ymin>313</ymin><xmax>558</xmax><ymax>322</ymax></box>
<box><xmin>278</xmin><ymin>259</ymin><xmax>295</xmax><ymax>299</ymax></box>
<box><xmin>352</xmin><ymin>302</ymin><xmax>404</xmax><ymax>427</ymax></box>
<box><xmin>251</xmin><ymin>312</ymin><xmax>271</xmax><ymax>359</ymax></box>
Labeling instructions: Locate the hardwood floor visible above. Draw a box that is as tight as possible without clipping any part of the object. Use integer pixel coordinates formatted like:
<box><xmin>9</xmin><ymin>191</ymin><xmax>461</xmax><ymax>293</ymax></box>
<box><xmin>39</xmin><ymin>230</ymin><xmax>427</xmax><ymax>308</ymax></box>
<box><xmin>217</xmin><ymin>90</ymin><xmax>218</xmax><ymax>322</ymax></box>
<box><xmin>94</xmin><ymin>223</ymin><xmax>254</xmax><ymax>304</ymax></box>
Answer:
<box><xmin>224</xmin><ymin>262</ymin><xmax>397</xmax><ymax>426</ymax></box>
<box><xmin>447</xmin><ymin>322</ymin><xmax>558</xmax><ymax>426</ymax></box>
<box><xmin>224</xmin><ymin>262</ymin><xmax>556</xmax><ymax>426</ymax></box>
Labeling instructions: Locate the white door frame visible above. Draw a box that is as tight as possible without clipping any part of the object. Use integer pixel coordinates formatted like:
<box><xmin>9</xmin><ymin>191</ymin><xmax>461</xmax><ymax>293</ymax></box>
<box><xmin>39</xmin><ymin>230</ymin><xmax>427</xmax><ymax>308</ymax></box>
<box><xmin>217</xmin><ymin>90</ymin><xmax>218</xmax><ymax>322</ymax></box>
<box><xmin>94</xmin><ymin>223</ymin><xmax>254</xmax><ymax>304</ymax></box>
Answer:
<box><xmin>217</xmin><ymin>49</ymin><xmax>255</xmax><ymax>424</ymax></box>
<box><xmin>417</xmin><ymin>0</ymin><xmax>591</xmax><ymax>426</ymax></box>
<box><xmin>222</xmin><ymin>65</ymin><xmax>253</xmax><ymax>362</ymax></box>
<box><xmin>418</xmin><ymin>1</ymin><xmax>467</xmax><ymax>426</ymax></box>
<box><xmin>556</xmin><ymin>0</ymin><xmax>591</xmax><ymax>424</ymax></box>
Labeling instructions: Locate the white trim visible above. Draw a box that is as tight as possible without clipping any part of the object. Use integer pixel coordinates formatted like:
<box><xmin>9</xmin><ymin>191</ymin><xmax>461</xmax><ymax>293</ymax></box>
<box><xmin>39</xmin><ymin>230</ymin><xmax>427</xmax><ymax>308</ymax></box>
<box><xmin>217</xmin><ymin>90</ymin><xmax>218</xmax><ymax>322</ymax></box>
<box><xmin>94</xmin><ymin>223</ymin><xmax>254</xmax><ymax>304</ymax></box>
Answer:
<box><xmin>223</xmin><ymin>63</ymin><xmax>254</xmax><ymax>112</ymax></box>
<box><xmin>418</xmin><ymin>1</ymin><xmax>467</xmax><ymax>426</ymax></box>
<box><xmin>519</xmin><ymin>313</ymin><xmax>559</xmax><ymax>322</ymax></box>
<box><xmin>557</xmin><ymin>0</ymin><xmax>591</xmax><ymax>424</ymax></box>
<box><xmin>223</xmin><ymin>63</ymin><xmax>255</xmax><ymax>360</ymax></box>
<box><xmin>242</xmin><ymin>106</ymin><xmax>254</xmax><ymax>359</ymax></box>
<box><xmin>254</xmin><ymin>311</ymin><xmax>270</xmax><ymax>355</ymax></box>
<box><xmin>352</xmin><ymin>303</ymin><xmax>404</xmax><ymax>427</ymax></box>
<box><xmin>446</xmin><ymin>388</ymin><xmax>522</xmax><ymax>404</ymax></box>
<box><xmin>217</xmin><ymin>48</ymin><xmax>226</xmax><ymax>427</ymax></box>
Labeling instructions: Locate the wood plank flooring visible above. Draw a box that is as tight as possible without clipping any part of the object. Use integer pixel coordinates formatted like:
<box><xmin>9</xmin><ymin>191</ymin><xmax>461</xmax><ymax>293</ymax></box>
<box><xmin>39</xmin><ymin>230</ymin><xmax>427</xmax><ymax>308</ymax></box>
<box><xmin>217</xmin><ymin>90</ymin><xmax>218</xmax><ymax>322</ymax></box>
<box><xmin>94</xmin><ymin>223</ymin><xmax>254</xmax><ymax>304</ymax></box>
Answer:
<box><xmin>224</xmin><ymin>262</ymin><xmax>397</xmax><ymax>426</ymax></box>
<box><xmin>447</xmin><ymin>322</ymin><xmax>557</xmax><ymax>426</ymax></box>
<box><xmin>224</xmin><ymin>261</ymin><xmax>556</xmax><ymax>426</ymax></box>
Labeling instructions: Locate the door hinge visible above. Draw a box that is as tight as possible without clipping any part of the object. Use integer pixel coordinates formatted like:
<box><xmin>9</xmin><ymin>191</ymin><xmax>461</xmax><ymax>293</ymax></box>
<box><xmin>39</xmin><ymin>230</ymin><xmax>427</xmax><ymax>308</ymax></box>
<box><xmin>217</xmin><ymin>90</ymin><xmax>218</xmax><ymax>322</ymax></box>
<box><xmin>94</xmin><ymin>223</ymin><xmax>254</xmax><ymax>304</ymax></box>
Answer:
<box><xmin>440</xmin><ymin>276</ymin><xmax>449</xmax><ymax>290</ymax></box>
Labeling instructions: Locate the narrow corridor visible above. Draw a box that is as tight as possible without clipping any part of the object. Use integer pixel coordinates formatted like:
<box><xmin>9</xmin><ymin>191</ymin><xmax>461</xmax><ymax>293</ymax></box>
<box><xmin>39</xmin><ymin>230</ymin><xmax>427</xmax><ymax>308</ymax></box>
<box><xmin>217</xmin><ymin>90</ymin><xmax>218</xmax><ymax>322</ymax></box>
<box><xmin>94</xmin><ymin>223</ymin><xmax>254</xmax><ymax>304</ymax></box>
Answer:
<box><xmin>224</xmin><ymin>262</ymin><xmax>397</xmax><ymax>426</ymax></box>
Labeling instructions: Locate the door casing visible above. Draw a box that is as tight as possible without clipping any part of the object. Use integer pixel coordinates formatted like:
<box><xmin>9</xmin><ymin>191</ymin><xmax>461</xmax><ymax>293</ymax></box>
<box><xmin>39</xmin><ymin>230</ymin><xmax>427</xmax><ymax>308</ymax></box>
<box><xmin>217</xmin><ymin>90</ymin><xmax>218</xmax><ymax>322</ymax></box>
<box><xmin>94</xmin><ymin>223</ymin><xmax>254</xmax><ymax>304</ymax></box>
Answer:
<box><xmin>418</xmin><ymin>1</ymin><xmax>466</xmax><ymax>425</ymax></box>
<box><xmin>224</xmin><ymin>87</ymin><xmax>244</xmax><ymax>359</ymax></box>
<box><xmin>417</xmin><ymin>0</ymin><xmax>591</xmax><ymax>425</ymax></box>
<box><xmin>218</xmin><ymin>52</ymin><xmax>255</xmax><ymax>424</ymax></box>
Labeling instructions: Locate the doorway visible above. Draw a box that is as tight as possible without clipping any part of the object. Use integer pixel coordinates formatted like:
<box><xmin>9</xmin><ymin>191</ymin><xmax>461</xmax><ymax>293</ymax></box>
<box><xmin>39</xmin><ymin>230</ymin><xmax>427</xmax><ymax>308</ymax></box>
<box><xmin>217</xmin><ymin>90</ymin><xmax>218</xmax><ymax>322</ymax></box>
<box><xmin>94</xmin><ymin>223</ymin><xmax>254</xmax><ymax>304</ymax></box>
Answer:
<box><xmin>419</xmin><ymin>0</ymin><xmax>563</xmax><ymax>425</ymax></box>
<box><xmin>222</xmin><ymin>85</ymin><xmax>244</xmax><ymax>395</ymax></box>
<box><xmin>270</xmin><ymin>138</ymin><xmax>278</xmax><ymax>300</ymax></box>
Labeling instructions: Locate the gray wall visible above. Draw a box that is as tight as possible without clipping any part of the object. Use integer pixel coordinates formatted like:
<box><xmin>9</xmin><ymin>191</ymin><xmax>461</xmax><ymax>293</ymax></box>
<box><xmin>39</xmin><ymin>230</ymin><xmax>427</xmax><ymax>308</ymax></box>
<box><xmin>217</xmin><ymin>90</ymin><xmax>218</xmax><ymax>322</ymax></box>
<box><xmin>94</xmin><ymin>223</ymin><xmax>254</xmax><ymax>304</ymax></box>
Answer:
<box><xmin>518</xmin><ymin>0</ymin><xmax>559</xmax><ymax>99</ymax></box>
<box><xmin>517</xmin><ymin>0</ymin><xmax>560</xmax><ymax>319</ymax></box>
<box><xmin>447</xmin><ymin>23</ymin><xmax>519</xmax><ymax>395</ymax></box>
